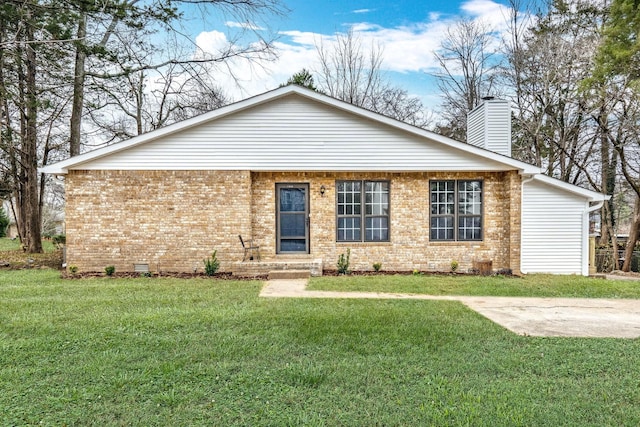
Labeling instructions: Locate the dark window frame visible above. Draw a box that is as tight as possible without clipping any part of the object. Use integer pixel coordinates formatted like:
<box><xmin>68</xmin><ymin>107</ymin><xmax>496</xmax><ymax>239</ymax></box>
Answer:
<box><xmin>429</xmin><ymin>179</ymin><xmax>483</xmax><ymax>241</ymax></box>
<box><xmin>336</xmin><ymin>180</ymin><xmax>390</xmax><ymax>242</ymax></box>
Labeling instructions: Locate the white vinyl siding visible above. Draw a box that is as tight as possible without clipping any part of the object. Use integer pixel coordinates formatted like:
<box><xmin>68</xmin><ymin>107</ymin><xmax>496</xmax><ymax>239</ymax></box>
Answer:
<box><xmin>521</xmin><ymin>179</ymin><xmax>588</xmax><ymax>275</ymax></box>
<box><xmin>466</xmin><ymin>99</ymin><xmax>511</xmax><ymax>157</ymax></box>
<box><xmin>74</xmin><ymin>97</ymin><xmax>514</xmax><ymax>172</ymax></box>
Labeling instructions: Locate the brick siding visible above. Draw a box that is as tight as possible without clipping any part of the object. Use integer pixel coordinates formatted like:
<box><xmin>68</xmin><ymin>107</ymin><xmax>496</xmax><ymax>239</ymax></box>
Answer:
<box><xmin>66</xmin><ymin>169</ymin><xmax>521</xmax><ymax>274</ymax></box>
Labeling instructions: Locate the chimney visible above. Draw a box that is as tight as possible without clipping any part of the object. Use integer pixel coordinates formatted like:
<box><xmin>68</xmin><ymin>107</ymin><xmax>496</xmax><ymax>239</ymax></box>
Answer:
<box><xmin>466</xmin><ymin>97</ymin><xmax>511</xmax><ymax>157</ymax></box>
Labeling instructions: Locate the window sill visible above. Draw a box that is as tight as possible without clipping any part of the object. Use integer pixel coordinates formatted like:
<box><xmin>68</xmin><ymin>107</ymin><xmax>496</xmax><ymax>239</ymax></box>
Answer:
<box><xmin>429</xmin><ymin>240</ymin><xmax>484</xmax><ymax>246</ymax></box>
<box><xmin>336</xmin><ymin>241</ymin><xmax>392</xmax><ymax>246</ymax></box>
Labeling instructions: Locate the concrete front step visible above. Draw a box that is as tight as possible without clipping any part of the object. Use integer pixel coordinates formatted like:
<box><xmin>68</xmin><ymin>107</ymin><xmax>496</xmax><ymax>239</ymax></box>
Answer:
<box><xmin>267</xmin><ymin>270</ymin><xmax>311</xmax><ymax>280</ymax></box>
<box><xmin>232</xmin><ymin>258</ymin><xmax>323</xmax><ymax>277</ymax></box>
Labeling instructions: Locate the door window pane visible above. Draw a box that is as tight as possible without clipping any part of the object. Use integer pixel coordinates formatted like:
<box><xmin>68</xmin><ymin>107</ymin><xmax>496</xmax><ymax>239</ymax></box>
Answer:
<box><xmin>279</xmin><ymin>188</ymin><xmax>306</xmax><ymax>212</ymax></box>
<box><xmin>280</xmin><ymin>213</ymin><xmax>305</xmax><ymax>237</ymax></box>
<box><xmin>280</xmin><ymin>239</ymin><xmax>307</xmax><ymax>252</ymax></box>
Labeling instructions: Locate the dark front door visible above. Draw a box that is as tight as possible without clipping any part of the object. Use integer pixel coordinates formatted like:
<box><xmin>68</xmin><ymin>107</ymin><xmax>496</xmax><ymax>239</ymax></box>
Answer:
<box><xmin>276</xmin><ymin>183</ymin><xmax>309</xmax><ymax>254</ymax></box>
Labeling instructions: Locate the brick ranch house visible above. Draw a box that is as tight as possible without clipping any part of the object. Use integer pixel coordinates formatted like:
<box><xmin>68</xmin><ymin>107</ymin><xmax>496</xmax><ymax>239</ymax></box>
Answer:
<box><xmin>41</xmin><ymin>85</ymin><xmax>607</xmax><ymax>276</ymax></box>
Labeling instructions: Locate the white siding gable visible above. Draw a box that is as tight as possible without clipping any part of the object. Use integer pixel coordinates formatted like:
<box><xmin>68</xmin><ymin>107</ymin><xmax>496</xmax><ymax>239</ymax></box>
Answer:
<box><xmin>71</xmin><ymin>96</ymin><xmax>515</xmax><ymax>172</ymax></box>
<box><xmin>521</xmin><ymin>178</ymin><xmax>589</xmax><ymax>275</ymax></box>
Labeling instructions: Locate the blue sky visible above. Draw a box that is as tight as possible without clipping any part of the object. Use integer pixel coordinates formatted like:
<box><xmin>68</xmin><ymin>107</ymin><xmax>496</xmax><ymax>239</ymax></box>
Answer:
<box><xmin>181</xmin><ymin>0</ymin><xmax>515</xmax><ymax>112</ymax></box>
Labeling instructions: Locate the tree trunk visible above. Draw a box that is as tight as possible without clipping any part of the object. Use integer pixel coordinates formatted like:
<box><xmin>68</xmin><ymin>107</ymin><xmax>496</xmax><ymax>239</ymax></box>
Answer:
<box><xmin>599</xmin><ymin>113</ymin><xmax>617</xmax><ymax>245</ymax></box>
<box><xmin>21</xmin><ymin>16</ymin><xmax>42</xmax><ymax>253</ymax></box>
<box><xmin>69</xmin><ymin>11</ymin><xmax>87</xmax><ymax>157</ymax></box>
<box><xmin>621</xmin><ymin>196</ymin><xmax>640</xmax><ymax>272</ymax></box>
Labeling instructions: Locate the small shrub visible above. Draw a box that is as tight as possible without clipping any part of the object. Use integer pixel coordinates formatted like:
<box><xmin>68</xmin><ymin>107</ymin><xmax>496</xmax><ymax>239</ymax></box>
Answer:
<box><xmin>373</xmin><ymin>262</ymin><xmax>382</xmax><ymax>272</ymax></box>
<box><xmin>104</xmin><ymin>265</ymin><xmax>115</xmax><ymax>276</ymax></box>
<box><xmin>140</xmin><ymin>271</ymin><xmax>152</xmax><ymax>277</ymax></box>
<box><xmin>52</xmin><ymin>234</ymin><xmax>66</xmax><ymax>249</ymax></box>
<box><xmin>68</xmin><ymin>265</ymin><xmax>78</xmax><ymax>275</ymax></box>
<box><xmin>337</xmin><ymin>248</ymin><xmax>351</xmax><ymax>275</ymax></box>
<box><xmin>412</xmin><ymin>269</ymin><xmax>423</xmax><ymax>276</ymax></box>
<box><xmin>203</xmin><ymin>250</ymin><xmax>220</xmax><ymax>276</ymax></box>
<box><xmin>450</xmin><ymin>260</ymin><xmax>459</xmax><ymax>272</ymax></box>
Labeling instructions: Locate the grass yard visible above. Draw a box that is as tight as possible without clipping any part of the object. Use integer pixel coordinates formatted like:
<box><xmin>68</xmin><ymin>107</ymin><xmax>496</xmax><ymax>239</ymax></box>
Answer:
<box><xmin>309</xmin><ymin>273</ymin><xmax>640</xmax><ymax>299</ymax></box>
<box><xmin>0</xmin><ymin>237</ymin><xmax>58</xmax><ymax>252</ymax></box>
<box><xmin>2</xmin><ymin>270</ymin><xmax>640</xmax><ymax>426</ymax></box>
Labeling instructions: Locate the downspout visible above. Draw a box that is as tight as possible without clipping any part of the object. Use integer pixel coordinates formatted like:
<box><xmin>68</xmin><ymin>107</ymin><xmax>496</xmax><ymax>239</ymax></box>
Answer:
<box><xmin>583</xmin><ymin>200</ymin><xmax>605</xmax><ymax>276</ymax></box>
<box><xmin>519</xmin><ymin>174</ymin><xmax>536</xmax><ymax>275</ymax></box>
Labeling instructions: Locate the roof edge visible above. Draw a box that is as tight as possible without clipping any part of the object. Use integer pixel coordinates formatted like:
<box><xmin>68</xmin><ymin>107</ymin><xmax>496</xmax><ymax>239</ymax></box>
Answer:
<box><xmin>530</xmin><ymin>174</ymin><xmax>610</xmax><ymax>202</ymax></box>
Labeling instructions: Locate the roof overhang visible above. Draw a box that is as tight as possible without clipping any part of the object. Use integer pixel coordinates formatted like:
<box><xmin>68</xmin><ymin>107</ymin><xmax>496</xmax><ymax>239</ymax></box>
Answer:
<box><xmin>530</xmin><ymin>174</ymin><xmax>610</xmax><ymax>202</ymax></box>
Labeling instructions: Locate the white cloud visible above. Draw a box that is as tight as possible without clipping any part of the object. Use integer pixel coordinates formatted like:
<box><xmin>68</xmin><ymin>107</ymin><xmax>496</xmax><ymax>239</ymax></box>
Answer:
<box><xmin>190</xmin><ymin>0</ymin><xmax>517</xmax><ymax>105</ymax></box>
<box><xmin>225</xmin><ymin>21</ymin><xmax>265</xmax><ymax>31</ymax></box>
<box><xmin>353</xmin><ymin>8</ymin><xmax>374</xmax><ymax>14</ymax></box>
<box><xmin>194</xmin><ymin>30</ymin><xmax>231</xmax><ymax>57</ymax></box>
<box><xmin>461</xmin><ymin>0</ymin><xmax>510</xmax><ymax>21</ymax></box>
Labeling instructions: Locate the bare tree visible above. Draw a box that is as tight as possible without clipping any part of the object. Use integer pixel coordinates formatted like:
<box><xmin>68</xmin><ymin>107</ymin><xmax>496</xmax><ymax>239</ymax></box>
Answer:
<box><xmin>69</xmin><ymin>0</ymin><xmax>287</xmax><ymax>156</ymax></box>
<box><xmin>0</xmin><ymin>0</ymin><xmax>286</xmax><ymax>253</ymax></box>
<box><xmin>316</xmin><ymin>29</ymin><xmax>385</xmax><ymax>108</ymax></box>
<box><xmin>88</xmin><ymin>60</ymin><xmax>230</xmax><ymax>142</ymax></box>
<box><xmin>606</xmin><ymin>84</ymin><xmax>640</xmax><ymax>270</ymax></box>
<box><xmin>315</xmin><ymin>29</ymin><xmax>431</xmax><ymax>127</ymax></box>
<box><xmin>433</xmin><ymin>19</ymin><xmax>500</xmax><ymax>140</ymax></box>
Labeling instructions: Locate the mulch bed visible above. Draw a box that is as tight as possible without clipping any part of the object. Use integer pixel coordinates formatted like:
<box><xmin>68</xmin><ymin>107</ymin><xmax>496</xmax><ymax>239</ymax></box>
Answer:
<box><xmin>62</xmin><ymin>271</ymin><xmax>269</xmax><ymax>280</ymax></box>
<box><xmin>322</xmin><ymin>269</ymin><xmax>513</xmax><ymax>277</ymax></box>
<box><xmin>64</xmin><ymin>270</ymin><xmax>504</xmax><ymax>280</ymax></box>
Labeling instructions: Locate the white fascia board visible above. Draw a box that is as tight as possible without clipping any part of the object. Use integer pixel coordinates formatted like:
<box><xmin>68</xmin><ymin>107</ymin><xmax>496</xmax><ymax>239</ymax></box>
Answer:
<box><xmin>39</xmin><ymin>85</ymin><xmax>541</xmax><ymax>175</ymax></box>
<box><xmin>531</xmin><ymin>174</ymin><xmax>610</xmax><ymax>202</ymax></box>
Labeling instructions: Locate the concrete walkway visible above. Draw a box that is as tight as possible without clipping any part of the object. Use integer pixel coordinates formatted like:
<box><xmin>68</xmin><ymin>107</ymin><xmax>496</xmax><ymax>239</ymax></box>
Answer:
<box><xmin>260</xmin><ymin>279</ymin><xmax>640</xmax><ymax>339</ymax></box>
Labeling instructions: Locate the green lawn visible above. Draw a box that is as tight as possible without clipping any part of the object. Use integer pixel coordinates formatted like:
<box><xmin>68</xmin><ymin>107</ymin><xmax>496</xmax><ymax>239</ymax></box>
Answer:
<box><xmin>2</xmin><ymin>270</ymin><xmax>639</xmax><ymax>426</ymax></box>
<box><xmin>309</xmin><ymin>273</ymin><xmax>640</xmax><ymax>298</ymax></box>
<box><xmin>0</xmin><ymin>237</ymin><xmax>57</xmax><ymax>252</ymax></box>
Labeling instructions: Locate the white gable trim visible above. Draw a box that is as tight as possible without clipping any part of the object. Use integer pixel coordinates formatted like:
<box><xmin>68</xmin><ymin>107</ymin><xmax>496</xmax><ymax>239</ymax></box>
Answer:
<box><xmin>530</xmin><ymin>174</ymin><xmax>609</xmax><ymax>202</ymax></box>
<box><xmin>40</xmin><ymin>86</ymin><xmax>540</xmax><ymax>175</ymax></box>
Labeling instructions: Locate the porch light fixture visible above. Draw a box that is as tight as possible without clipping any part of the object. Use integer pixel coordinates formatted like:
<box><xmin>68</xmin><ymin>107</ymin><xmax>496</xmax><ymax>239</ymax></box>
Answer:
<box><xmin>320</xmin><ymin>185</ymin><xmax>326</xmax><ymax>197</ymax></box>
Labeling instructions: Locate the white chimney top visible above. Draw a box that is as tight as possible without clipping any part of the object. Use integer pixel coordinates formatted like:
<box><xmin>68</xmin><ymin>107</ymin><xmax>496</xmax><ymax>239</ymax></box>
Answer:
<box><xmin>466</xmin><ymin>98</ymin><xmax>511</xmax><ymax>157</ymax></box>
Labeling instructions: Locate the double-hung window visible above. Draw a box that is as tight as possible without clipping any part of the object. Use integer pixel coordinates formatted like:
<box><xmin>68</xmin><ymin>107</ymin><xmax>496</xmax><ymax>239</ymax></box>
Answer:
<box><xmin>430</xmin><ymin>180</ymin><xmax>482</xmax><ymax>241</ymax></box>
<box><xmin>337</xmin><ymin>180</ymin><xmax>389</xmax><ymax>242</ymax></box>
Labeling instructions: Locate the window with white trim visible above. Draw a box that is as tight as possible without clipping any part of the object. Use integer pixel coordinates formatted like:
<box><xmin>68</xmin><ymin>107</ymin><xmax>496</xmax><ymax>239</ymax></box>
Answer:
<box><xmin>430</xmin><ymin>180</ymin><xmax>482</xmax><ymax>241</ymax></box>
<box><xmin>337</xmin><ymin>180</ymin><xmax>389</xmax><ymax>242</ymax></box>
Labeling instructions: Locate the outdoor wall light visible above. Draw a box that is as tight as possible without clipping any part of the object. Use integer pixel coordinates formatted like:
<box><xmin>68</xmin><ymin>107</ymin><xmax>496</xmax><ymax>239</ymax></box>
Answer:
<box><xmin>320</xmin><ymin>185</ymin><xmax>326</xmax><ymax>197</ymax></box>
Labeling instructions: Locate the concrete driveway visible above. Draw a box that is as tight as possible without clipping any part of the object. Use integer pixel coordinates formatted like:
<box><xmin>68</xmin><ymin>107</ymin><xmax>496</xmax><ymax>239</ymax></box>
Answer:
<box><xmin>260</xmin><ymin>280</ymin><xmax>640</xmax><ymax>339</ymax></box>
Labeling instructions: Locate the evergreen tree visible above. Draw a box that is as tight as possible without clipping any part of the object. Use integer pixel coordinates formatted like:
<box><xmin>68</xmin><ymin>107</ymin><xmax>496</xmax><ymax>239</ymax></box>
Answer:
<box><xmin>595</xmin><ymin>0</ymin><xmax>640</xmax><ymax>81</ymax></box>
<box><xmin>282</xmin><ymin>69</ymin><xmax>318</xmax><ymax>91</ymax></box>
<box><xmin>0</xmin><ymin>206</ymin><xmax>9</xmax><ymax>238</ymax></box>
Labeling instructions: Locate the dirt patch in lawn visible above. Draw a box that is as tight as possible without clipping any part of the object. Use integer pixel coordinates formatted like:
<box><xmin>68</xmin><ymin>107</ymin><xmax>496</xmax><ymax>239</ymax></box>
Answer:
<box><xmin>0</xmin><ymin>250</ymin><xmax>63</xmax><ymax>270</ymax></box>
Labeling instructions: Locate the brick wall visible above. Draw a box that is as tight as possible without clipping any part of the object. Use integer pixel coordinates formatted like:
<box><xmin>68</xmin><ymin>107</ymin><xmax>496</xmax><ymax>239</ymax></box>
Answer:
<box><xmin>252</xmin><ymin>171</ymin><xmax>522</xmax><ymax>273</ymax></box>
<box><xmin>66</xmin><ymin>169</ymin><xmax>521</xmax><ymax>274</ymax></box>
<box><xmin>65</xmin><ymin>170</ymin><xmax>251</xmax><ymax>273</ymax></box>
